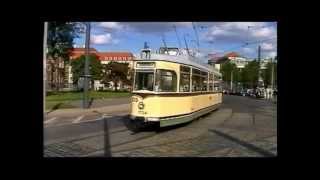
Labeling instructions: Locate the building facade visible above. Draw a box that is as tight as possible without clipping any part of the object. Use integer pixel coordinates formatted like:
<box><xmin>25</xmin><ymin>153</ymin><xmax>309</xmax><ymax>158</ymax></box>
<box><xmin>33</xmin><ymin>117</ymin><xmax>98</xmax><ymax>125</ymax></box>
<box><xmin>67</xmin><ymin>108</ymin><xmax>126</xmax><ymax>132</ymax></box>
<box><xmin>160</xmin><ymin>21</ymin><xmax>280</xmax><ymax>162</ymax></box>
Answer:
<box><xmin>68</xmin><ymin>48</ymin><xmax>135</xmax><ymax>91</ymax></box>
<box><xmin>208</xmin><ymin>52</ymin><xmax>274</xmax><ymax>71</ymax></box>
<box><xmin>46</xmin><ymin>47</ymin><xmax>135</xmax><ymax>91</ymax></box>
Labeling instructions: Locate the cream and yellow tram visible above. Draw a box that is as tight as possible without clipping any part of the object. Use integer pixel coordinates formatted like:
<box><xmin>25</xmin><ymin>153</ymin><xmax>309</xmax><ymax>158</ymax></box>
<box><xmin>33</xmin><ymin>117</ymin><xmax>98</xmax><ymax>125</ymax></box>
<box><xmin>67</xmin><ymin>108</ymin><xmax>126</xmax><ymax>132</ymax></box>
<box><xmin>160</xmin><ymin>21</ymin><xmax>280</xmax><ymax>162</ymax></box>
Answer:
<box><xmin>130</xmin><ymin>48</ymin><xmax>222</xmax><ymax>128</ymax></box>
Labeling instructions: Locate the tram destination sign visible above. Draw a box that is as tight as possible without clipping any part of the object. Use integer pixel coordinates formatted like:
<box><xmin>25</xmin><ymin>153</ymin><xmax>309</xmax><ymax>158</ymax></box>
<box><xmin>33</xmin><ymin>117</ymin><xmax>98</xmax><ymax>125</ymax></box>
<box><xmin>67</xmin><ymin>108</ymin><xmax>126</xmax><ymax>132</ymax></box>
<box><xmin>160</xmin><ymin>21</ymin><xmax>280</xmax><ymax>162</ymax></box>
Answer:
<box><xmin>136</xmin><ymin>62</ymin><xmax>155</xmax><ymax>68</ymax></box>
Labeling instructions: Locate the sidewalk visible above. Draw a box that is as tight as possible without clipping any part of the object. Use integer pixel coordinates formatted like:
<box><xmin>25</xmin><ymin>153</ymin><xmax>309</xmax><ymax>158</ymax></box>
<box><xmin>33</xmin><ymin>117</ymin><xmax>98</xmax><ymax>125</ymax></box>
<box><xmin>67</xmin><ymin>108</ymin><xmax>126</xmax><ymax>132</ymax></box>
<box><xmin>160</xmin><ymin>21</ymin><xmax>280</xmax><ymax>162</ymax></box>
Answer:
<box><xmin>45</xmin><ymin>97</ymin><xmax>130</xmax><ymax>120</ymax></box>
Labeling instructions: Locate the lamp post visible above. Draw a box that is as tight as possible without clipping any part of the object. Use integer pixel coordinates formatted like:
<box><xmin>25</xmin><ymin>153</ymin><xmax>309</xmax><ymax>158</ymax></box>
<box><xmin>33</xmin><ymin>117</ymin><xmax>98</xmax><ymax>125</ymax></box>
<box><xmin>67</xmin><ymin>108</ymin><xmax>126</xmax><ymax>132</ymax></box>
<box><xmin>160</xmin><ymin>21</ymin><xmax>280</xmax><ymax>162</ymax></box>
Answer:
<box><xmin>43</xmin><ymin>22</ymin><xmax>48</xmax><ymax>113</ymax></box>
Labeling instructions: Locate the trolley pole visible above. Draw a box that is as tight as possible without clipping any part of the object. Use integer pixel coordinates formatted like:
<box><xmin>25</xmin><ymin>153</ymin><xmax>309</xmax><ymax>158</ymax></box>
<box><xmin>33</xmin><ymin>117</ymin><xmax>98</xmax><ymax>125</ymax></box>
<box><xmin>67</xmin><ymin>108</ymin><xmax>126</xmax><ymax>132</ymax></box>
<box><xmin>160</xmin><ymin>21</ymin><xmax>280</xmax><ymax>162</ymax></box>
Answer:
<box><xmin>83</xmin><ymin>22</ymin><xmax>91</xmax><ymax>109</ymax></box>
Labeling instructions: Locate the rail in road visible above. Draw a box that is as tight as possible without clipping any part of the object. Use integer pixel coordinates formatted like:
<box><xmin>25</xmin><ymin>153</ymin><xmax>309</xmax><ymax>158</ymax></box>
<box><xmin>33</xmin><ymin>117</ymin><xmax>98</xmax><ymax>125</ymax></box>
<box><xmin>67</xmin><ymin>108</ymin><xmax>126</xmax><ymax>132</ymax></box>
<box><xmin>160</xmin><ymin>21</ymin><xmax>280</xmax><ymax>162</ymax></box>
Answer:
<box><xmin>44</xmin><ymin>95</ymin><xmax>277</xmax><ymax>157</ymax></box>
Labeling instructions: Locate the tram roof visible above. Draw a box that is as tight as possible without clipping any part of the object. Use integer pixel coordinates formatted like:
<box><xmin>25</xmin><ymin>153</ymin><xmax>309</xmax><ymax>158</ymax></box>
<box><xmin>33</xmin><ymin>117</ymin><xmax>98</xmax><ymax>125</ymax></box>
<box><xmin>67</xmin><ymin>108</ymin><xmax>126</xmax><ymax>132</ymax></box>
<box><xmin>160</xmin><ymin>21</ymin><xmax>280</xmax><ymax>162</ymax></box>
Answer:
<box><xmin>135</xmin><ymin>53</ymin><xmax>221</xmax><ymax>76</ymax></box>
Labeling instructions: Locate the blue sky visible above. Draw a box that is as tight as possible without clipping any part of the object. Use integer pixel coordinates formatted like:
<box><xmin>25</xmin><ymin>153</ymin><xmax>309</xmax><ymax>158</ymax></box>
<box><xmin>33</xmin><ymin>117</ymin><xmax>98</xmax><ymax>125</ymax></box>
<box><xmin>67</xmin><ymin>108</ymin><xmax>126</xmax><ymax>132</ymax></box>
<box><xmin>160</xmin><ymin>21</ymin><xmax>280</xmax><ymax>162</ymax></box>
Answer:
<box><xmin>74</xmin><ymin>22</ymin><xmax>277</xmax><ymax>62</ymax></box>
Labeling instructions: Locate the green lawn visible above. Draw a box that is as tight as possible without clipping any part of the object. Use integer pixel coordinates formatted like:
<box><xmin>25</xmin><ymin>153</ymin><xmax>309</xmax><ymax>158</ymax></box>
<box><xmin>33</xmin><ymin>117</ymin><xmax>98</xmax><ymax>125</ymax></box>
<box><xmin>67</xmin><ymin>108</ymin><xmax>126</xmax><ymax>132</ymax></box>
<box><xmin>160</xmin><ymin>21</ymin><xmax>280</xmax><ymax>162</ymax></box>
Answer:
<box><xmin>45</xmin><ymin>91</ymin><xmax>131</xmax><ymax>110</ymax></box>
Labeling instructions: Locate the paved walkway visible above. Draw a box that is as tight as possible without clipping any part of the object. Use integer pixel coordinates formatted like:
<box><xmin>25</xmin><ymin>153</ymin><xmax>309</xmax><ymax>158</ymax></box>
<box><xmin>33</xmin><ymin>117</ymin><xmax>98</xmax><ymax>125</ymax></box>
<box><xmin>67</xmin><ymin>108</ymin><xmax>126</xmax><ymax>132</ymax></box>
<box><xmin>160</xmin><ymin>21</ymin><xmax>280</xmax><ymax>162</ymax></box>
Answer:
<box><xmin>44</xmin><ymin>97</ymin><xmax>130</xmax><ymax>126</ymax></box>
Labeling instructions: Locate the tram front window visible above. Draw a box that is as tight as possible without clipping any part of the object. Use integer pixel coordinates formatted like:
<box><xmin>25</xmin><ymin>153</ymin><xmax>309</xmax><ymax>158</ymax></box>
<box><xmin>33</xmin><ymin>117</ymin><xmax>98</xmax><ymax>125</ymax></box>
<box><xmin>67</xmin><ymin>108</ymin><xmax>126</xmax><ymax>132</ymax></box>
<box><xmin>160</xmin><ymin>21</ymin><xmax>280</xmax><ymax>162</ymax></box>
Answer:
<box><xmin>155</xmin><ymin>70</ymin><xmax>177</xmax><ymax>92</ymax></box>
<box><xmin>134</xmin><ymin>71</ymin><xmax>154</xmax><ymax>91</ymax></box>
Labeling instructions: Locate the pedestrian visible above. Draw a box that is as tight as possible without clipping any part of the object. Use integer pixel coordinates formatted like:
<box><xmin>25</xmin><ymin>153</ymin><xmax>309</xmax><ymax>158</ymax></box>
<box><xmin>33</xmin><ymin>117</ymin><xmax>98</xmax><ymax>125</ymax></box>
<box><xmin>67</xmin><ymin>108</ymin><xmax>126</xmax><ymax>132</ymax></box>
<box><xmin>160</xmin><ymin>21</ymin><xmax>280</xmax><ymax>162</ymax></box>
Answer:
<box><xmin>269</xmin><ymin>90</ymin><xmax>272</xmax><ymax>100</ymax></box>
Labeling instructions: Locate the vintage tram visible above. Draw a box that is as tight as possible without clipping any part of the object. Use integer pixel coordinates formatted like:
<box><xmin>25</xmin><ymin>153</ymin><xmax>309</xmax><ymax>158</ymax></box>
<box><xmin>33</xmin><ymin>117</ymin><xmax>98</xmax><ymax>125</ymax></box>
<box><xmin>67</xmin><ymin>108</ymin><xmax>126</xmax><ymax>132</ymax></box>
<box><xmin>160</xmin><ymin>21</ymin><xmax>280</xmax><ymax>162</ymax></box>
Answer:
<box><xmin>130</xmin><ymin>47</ymin><xmax>222</xmax><ymax>128</ymax></box>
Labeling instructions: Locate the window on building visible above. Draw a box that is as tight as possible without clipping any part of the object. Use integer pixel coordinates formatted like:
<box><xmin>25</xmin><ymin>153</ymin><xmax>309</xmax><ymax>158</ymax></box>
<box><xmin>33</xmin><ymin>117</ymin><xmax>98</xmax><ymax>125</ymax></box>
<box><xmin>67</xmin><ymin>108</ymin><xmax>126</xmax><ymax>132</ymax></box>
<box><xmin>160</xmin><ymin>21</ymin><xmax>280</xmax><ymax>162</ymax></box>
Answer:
<box><xmin>192</xmin><ymin>68</ymin><xmax>201</xmax><ymax>92</ymax></box>
<box><xmin>123</xmin><ymin>57</ymin><xmax>127</xmax><ymax>61</ymax></box>
<box><xmin>155</xmin><ymin>69</ymin><xmax>177</xmax><ymax>92</ymax></box>
<box><xmin>119</xmin><ymin>57</ymin><xmax>122</xmax><ymax>60</ymax></box>
<box><xmin>179</xmin><ymin>66</ymin><xmax>191</xmax><ymax>92</ymax></box>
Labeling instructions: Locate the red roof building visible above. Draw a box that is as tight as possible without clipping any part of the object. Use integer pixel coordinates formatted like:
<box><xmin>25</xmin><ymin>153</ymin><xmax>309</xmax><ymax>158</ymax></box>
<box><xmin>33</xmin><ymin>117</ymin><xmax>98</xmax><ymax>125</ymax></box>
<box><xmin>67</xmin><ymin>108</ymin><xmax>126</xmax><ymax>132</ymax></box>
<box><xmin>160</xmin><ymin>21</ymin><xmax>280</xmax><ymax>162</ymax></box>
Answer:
<box><xmin>224</xmin><ymin>52</ymin><xmax>240</xmax><ymax>58</ymax></box>
<box><xmin>69</xmin><ymin>48</ymin><xmax>134</xmax><ymax>62</ymax></box>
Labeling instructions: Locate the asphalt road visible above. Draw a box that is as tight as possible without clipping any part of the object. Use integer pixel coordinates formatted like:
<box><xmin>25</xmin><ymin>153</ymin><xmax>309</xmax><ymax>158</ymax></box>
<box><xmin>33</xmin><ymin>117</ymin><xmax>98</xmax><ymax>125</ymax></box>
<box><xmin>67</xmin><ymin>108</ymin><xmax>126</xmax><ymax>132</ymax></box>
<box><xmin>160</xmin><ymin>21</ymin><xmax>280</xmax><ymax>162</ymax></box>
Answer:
<box><xmin>44</xmin><ymin>95</ymin><xmax>277</xmax><ymax>157</ymax></box>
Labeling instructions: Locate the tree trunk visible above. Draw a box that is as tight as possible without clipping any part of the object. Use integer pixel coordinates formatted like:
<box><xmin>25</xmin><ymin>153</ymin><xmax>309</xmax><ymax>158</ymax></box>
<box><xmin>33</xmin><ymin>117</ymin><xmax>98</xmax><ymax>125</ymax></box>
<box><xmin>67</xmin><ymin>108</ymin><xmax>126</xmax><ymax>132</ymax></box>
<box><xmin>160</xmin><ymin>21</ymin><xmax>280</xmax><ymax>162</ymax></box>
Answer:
<box><xmin>55</xmin><ymin>60</ymin><xmax>59</xmax><ymax>91</ymax></box>
<box><xmin>50</xmin><ymin>62</ymin><xmax>54</xmax><ymax>90</ymax></box>
<box><xmin>114</xmin><ymin>80</ymin><xmax>118</xmax><ymax>92</ymax></box>
<box><xmin>91</xmin><ymin>79</ymin><xmax>94</xmax><ymax>90</ymax></box>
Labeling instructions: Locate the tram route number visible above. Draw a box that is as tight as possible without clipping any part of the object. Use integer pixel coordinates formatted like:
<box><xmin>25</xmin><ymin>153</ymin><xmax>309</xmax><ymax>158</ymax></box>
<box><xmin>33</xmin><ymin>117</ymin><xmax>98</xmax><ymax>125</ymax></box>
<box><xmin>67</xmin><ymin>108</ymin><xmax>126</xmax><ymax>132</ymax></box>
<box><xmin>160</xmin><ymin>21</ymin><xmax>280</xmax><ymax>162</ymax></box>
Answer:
<box><xmin>138</xmin><ymin>111</ymin><xmax>147</xmax><ymax>115</ymax></box>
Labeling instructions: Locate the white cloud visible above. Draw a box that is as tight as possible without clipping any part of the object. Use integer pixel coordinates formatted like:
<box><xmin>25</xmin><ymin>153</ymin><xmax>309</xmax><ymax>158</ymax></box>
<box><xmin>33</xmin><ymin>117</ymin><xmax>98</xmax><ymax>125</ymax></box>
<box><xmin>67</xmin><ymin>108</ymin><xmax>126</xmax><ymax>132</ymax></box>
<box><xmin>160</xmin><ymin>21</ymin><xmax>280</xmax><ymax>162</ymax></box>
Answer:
<box><xmin>252</xmin><ymin>27</ymin><xmax>275</xmax><ymax>38</ymax></box>
<box><xmin>265</xmin><ymin>51</ymin><xmax>277</xmax><ymax>58</ymax></box>
<box><xmin>90</xmin><ymin>33</ymin><xmax>119</xmax><ymax>45</ymax></box>
<box><xmin>202</xmin><ymin>22</ymin><xmax>276</xmax><ymax>44</ymax></box>
<box><xmin>123</xmin><ymin>22</ymin><xmax>194</xmax><ymax>34</ymax></box>
<box><xmin>261</xmin><ymin>42</ymin><xmax>275</xmax><ymax>51</ymax></box>
<box><xmin>242</xmin><ymin>47</ymin><xmax>254</xmax><ymax>53</ymax></box>
<box><xmin>98</xmin><ymin>22</ymin><xmax>123</xmax><ymax>30</ymax></box>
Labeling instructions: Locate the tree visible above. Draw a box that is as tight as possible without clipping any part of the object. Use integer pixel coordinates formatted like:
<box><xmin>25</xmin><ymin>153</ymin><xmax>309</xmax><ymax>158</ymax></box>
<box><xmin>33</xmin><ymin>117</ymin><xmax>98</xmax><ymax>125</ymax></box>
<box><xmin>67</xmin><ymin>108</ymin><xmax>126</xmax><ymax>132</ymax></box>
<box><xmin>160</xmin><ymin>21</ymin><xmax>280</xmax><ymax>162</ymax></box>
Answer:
<box><xmin>221</xmin><ymin>61</ymin><xmax>236</xmax><ymax>82</ymax></box>
<box><xmin>47</xmin><ymin>22</ymin><xmax>81</xmax><ymax>91</ymax></box>
<box><xmin>220</xmin><ymin>60</ymin><xmax>241</xmax><ymax>90</ymax></box>
<box><xmin>241</xmin><ymin>60</ymin><xmax>260</xmax><ymax>89</ymax></box>
<box><xmin>261</xmin><ymin>61</ymin><xmax>277</xmax><ymax>88</ymax></box>
<box><xmin>71</xmin><ymin>54</ymin><xmax>103</xmax><ymax>90</ymax></box>
<box><xmin>102</xmin><ymin>61</ymin><xmax>131</xmax><ymax>91</ymax></box>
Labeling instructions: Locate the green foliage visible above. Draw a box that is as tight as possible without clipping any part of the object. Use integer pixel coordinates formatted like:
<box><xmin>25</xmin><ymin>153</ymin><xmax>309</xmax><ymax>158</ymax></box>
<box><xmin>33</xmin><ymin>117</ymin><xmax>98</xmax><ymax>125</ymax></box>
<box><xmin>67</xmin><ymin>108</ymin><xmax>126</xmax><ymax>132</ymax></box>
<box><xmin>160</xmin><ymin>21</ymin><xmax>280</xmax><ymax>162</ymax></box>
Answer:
<box><xmin>220</xmin><ymin>61</ymin><xmax>240</xmax><ymax>82</ymax></box>
<box><xmin>45</xmin><ymin>91</ymin><xmax>131</xmax><ymax>110</ymax></box>
<box><xmin>71</xmin><ymin>54</ymin><xmax>103</xmax><ymax>85</ymax></box>
<box><xmin>102</xmin><ymin>61</ymin><xmax>131</xmax><ymax>91</ymax></box>
<box><xmin>261</xmin><ymin>61</ymin><xmax>277</xmax><ymax>88</ymax></box>
<box><xmin>47</xmin><ymin>22</ymin><xmax>80</xmax><ymax>61</ymax></box>
<box><xmin>241</xmin><ymin>60</ymin><xmax>260</xmax><ymax>88</ymax></box>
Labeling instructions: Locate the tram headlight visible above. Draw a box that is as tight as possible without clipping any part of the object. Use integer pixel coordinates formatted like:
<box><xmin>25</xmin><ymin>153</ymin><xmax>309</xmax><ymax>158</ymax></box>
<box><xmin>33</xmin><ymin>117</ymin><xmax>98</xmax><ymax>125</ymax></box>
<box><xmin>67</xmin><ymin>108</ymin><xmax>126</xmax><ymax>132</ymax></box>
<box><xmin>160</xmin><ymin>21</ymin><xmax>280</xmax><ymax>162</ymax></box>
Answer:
<box><xmin>138</xmin><ymin>102</ymin><xmax>145</xmax><ymax>109</ymax></box>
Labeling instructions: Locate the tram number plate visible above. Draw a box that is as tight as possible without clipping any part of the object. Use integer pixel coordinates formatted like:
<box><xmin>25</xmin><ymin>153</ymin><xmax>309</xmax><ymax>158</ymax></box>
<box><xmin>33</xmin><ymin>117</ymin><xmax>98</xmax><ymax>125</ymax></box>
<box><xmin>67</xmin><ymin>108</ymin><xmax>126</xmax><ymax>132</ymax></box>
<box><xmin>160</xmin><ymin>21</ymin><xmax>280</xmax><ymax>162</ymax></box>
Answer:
<box><xmin>138</xmin><ymin>111</ymin><xmax>147</xmax><ymax>115</ymax></box>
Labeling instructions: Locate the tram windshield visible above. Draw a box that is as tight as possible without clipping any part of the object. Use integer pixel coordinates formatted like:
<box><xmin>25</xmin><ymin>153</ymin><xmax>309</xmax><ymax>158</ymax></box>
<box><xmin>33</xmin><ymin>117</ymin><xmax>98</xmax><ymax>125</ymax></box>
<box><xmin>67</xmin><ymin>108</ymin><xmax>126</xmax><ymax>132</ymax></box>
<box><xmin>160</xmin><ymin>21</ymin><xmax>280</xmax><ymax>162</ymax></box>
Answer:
<box><xmin>155</xmin><ymin>70</ymin><xmax>177</xmax><ymax>92</ymax></box>
<box><xmin>134</xmin><ymin>71</ymin><xmax>154</xmax><ymax>91</ymax></box>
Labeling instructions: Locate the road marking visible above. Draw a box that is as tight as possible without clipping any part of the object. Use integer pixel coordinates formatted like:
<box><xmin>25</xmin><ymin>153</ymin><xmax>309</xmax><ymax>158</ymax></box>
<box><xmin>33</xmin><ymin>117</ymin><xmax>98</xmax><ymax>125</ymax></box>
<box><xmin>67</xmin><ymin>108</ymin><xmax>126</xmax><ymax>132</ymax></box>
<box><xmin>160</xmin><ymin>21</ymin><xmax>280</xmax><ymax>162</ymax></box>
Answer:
<box><xmin>44</xmin><ymin>117</ymin><xmax>57</xmax><ymax>124</ymax></box>
<box><xmin>72</xmin><ymin>115</ymin><xmax>85</xmax><ymax>124</ymax></box>
<box><xmin>103</xmin><ymin>114</ymin><xmax>112</xmax><ymax>118</ymax></box>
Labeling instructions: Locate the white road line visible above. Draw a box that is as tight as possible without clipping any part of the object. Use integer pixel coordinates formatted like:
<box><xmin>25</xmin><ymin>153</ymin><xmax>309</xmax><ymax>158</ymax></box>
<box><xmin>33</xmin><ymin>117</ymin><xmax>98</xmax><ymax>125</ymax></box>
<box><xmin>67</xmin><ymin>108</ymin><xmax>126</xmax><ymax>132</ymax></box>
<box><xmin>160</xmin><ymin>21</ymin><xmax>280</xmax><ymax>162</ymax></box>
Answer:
<box><xmin>44</xmin><ymin>117</ymin><xmax>57</xmax><ymax>124</ymax></box>
<box><xmin>102</xmin><ymin>114</ymin><xmax>112</xmax><ymax>118</ymax></box>
<box><xmin>72</xmin><ymin>115</ymin><xmax>85</xmax><ymax>124</ymax></box>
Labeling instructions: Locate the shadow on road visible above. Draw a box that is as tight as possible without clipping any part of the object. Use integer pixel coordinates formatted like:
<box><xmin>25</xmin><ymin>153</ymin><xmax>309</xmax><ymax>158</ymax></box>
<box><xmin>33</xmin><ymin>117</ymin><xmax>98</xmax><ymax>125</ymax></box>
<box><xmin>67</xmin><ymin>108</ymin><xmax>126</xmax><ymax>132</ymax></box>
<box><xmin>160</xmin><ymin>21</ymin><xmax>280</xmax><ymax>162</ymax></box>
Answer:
<box><xmin>103</xmin><ymin>118</ymin><xmax>112</xmax><ymax>157</ymax></box>
<box><xmin>46</xmin><ymin>103</ymin><xmax>63</xmax><ymax>114</ymax></box>
<box><xmin>209</xmin><ymin>129</ymin><xmax>275</xmax><ymax>157</ymax></box>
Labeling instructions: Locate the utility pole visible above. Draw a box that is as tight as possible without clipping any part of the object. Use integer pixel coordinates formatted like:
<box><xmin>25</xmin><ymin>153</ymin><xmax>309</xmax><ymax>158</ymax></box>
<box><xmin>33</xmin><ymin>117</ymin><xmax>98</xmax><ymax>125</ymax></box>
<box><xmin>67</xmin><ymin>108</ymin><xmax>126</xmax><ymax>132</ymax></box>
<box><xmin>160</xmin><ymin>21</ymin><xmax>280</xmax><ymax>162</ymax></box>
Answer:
<box><xmin>192</xmin><ymin>22</ymin><xmax>200</xmax><ymax>53</ymax></box>
<box><xmin>183</xmin><ymin>34</ymin><xmax>190</xmax><ymax>56</ymax></box>
<box><xmin>83</xmin><ymin>22</ymin><xmax>91</xmax><ymax>109</ymax></box>
<box><xmin>173</xmin><ymin>25</ymin><xmax>182</xmax><ymax>49</ymax></box>
<box><xmin>258</xmin><ymin>45</ymin><xmax>261</xmax><ymax>62</ymax></box>
<box><xmin>43</xmin><ymin>22</ymin><xmax>48</xmax><ymax>113</ymax></box>
<box><xmin>258</xmin><ymin>45</ymin><xmax>261</xmax><ymax>88</ymax></box>
<box><xmin>271</xmin><ymin>57</ymin><xmax>274</xmax><ymax>90</ymax></box>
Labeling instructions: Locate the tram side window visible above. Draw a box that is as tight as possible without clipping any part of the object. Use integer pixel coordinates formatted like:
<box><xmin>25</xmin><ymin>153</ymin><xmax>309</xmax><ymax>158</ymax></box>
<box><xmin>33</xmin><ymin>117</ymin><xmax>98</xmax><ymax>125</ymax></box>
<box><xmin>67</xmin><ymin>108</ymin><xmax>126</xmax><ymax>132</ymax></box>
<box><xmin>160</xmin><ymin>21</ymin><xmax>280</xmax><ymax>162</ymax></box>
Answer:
<box><xmin>155</xmin><ymin>70</ymin><xmax>177</xmax><ymax>92</ymax></box>
<box><xmin>134</xmin><ymin>71</ymin><xmax>154</xmax><ymax>91</ymax></box>
<box><xmin>179</xmin><ymin>66</ymin><xmax>190</xmax><ymax>92</ymax></box>
<box><xmin>209</xmin><ymin>73</ymin><xmax>214</xmax><ymax>91</ymax></box>
<box><xmin>192</xmin><ymin>69</ymin><xmax>201</xmax><ymax>92</ymax></box>
<box><xmin>201</xmin><ymin>71</ymin><xmax>208</xmax><ymax>91</ymax></box>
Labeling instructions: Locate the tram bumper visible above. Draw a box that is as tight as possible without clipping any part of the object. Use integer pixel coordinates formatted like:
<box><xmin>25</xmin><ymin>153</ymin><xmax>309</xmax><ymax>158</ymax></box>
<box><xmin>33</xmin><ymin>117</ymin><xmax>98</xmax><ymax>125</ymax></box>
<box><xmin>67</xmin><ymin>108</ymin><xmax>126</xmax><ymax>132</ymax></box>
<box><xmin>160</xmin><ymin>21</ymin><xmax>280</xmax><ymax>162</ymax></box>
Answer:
<box><xmin>130</xmin><ymin>115</ymin><xmax>160</xmax><ymax>122</ymax></box>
